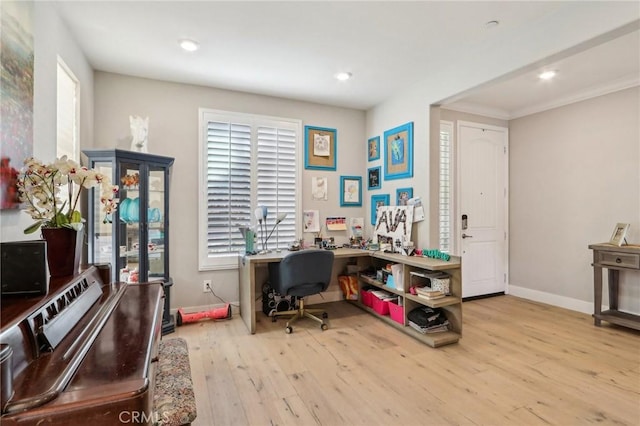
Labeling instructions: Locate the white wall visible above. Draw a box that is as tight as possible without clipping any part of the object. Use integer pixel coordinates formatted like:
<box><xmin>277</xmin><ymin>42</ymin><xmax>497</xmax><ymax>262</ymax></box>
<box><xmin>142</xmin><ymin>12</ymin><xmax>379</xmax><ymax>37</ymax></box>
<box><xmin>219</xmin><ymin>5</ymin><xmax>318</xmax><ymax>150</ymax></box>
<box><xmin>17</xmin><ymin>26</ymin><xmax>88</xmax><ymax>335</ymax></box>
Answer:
<box><xmin>93</xmin><ymin>72</ymin><xmax>366</xmax><ymax>310</ymax></box>
<box><xmin>0</xmin><ymin>2</ymin><xmax>94</xmax><ymax>242</ymax></box>
<box><xmin>509</xmin><ymin>87</ymin><xmax>640</xmax><ymax>314</ymax></box>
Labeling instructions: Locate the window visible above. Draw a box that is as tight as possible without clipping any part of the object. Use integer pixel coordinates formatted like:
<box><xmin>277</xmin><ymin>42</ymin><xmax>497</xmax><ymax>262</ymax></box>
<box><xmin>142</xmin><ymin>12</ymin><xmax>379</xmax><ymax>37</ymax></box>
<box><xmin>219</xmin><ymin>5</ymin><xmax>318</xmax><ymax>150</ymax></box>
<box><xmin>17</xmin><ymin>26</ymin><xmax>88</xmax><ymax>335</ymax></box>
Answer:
<box><xmin>439</xmin><ymin>121</ymin><xmax>454</xmax><ymax>253</ymax></box>
<box><xmin>198</xmin><ymin>109</ymin><xmax>301</xmax><ymax>270</ymax></box>
<box><xmin>56</xmin><ymin>58</ymin><xmax>79</xmax><ymax>161</ymax></box>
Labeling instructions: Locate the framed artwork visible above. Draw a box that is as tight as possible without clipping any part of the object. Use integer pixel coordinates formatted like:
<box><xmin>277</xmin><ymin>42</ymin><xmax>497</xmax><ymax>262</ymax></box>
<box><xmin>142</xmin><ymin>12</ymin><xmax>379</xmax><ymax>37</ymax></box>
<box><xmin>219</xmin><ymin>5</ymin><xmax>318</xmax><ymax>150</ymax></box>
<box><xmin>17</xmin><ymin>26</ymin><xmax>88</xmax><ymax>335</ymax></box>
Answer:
<box><xmin>303</xmin><ymin>210</ymin><xmax>320</xmax><ymax>233</ymax></box>
<box><xmin>367</xmin><ymin>136</ymin><xmax>380</xmax><ymax>161</ymax></box>
<box><xmin>340</xmin><ymin>175</ymin><xmax>362</xmax><ymax>207</ymax></box>
<box><xmin>311</xmin><ymin>176</ymin><xmax>328</xmax><ymax>201</ymax></box>
<box><xmin>383</xmin><ymin>122</ymin><xmax>413</xmax><ymax>180</ymax></box>
<box><xmin>396</xmin><ymin>187</ymin><xmax>413</xmax><ymax>206</ymax></box>
<box><xmin>609</xmin><ymin>223</ymin><xmax>630</xmax><ymax>246</ymax></box>
<box><xmin>1</xmin><ymin>1</ymin><xmax>34</xmax><ymax>209</ymax></box>
<box><xmin>304</xmin><ymin>125</ymin><xmax>337</xmax><ymax>170</ymax></box>
<box><xmin>367</xmin><ymin>166</ymin><xmax>381</xmax><ymax>190</ymax></box>
<box><xmin>371</xmin><ymin>194</ymin><xmax>389</xmax><ymax>225</ymax></box>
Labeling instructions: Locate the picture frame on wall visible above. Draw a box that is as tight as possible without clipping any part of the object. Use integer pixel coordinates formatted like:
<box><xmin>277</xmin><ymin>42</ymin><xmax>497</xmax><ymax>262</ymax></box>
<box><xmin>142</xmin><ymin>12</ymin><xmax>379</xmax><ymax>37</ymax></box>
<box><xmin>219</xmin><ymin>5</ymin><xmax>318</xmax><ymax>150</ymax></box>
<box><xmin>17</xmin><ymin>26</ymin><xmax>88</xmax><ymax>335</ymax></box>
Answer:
<box><xmin>609</xmin><ymin>223</ymin><xmax>630</xmax><ymax>246</ymax></box>
<box><xmin>340</xmin><ymin>176</ymin><xmax>362</xmax><ymax>207</ymax></box>
<box><xmin>367</xmin><ymin>136</ymin><xmax>380</xmax><ymax>161</ymax></box>
<box><xmin>371</xmin><ymin>194</ymin><xmax>389</xmax><ymax>225</ymax></box>
<box><xmin>383</xmin><ymin>122</ymin><xmax>413</xmax><ymax>180</ymax></box>
<box><xmin>396</xmin><ymin>187</ymin><xmax>413</xmax><ymax>206</ymax></box>
<box><xmin>304</xmin><ymin>125</ymin><xmax>337</xmax><ymax>170</ymax></box>
<box><xmin>367</xmin><ymin>166</ymin><xmax>381</xmax><ymax>190</ymax></box>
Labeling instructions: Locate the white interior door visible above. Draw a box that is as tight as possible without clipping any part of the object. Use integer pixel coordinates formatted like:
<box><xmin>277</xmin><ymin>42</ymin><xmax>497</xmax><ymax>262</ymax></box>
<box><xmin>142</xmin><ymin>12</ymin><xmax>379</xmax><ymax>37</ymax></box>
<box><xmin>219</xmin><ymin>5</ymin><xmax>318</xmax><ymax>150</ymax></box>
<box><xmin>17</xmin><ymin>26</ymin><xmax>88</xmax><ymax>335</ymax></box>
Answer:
<box><xmin>458</xmin><ymin>121</ymin><xmax>508</xmax><ymax>298</ymax></box>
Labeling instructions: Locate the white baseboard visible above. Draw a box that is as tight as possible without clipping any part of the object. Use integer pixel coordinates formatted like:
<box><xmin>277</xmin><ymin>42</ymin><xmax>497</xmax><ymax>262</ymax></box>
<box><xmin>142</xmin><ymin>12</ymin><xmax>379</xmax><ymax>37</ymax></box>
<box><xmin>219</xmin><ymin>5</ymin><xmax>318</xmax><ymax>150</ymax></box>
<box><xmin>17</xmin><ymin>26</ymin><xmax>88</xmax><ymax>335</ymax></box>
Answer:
<box><xmin>508</xmin><ymin>285</ymin><xmax>593</xmax><ymax>314</ymax></box>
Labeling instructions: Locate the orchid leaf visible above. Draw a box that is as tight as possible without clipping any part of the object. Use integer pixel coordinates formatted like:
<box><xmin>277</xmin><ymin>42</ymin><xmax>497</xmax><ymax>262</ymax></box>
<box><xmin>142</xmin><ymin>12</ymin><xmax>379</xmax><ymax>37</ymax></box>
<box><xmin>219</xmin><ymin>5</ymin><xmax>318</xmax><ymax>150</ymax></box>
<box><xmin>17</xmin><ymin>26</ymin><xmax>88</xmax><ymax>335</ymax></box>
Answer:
<box><xmin>24</xmin><ymin>221</ymin><xmax>43</xmax><ymax>234</ymax></box>
<box><xmin>70</xmin><ymin>210</ymin><xmax>82</xmax><ymax>223</ymax></box>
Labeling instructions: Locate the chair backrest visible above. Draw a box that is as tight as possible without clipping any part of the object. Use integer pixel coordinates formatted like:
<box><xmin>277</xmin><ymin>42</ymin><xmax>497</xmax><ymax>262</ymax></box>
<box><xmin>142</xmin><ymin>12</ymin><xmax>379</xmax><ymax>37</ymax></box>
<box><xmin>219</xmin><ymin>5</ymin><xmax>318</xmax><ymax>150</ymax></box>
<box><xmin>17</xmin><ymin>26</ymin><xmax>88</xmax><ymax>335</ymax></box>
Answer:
<box><xmin>268</xmin><ymin>249</ymin><xmax>335</xmax><ymax>297</ymax></box>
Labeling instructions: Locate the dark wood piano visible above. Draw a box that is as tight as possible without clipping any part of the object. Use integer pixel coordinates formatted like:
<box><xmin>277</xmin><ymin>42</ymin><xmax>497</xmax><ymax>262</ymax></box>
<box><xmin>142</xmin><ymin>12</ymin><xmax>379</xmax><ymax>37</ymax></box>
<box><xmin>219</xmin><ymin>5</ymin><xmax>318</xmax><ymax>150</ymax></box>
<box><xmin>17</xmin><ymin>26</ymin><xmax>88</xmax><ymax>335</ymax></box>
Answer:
<box><xmin>0</xmin><ymin>265</ymin><xmax>164</xmax><ymax>425</ymax></box>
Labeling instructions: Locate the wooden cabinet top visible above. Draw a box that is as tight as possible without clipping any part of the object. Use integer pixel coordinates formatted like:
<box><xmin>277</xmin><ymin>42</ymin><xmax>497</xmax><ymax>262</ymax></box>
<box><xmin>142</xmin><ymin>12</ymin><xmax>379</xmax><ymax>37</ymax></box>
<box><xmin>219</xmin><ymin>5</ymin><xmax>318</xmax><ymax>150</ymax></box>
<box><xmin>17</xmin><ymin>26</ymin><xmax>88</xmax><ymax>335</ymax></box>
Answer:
<box><xmin>588</xmin><ymin>243</ymin><xmax>640</xmax><ymax>254</ymax></box>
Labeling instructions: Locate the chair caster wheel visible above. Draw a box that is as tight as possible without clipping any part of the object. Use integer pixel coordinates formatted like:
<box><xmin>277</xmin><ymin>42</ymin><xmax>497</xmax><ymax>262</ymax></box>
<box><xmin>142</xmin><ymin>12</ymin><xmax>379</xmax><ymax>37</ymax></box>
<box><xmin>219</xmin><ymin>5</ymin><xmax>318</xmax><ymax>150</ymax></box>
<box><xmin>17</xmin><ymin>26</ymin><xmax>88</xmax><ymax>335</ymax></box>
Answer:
<box><xmin>321</xmin><ymin>323</ymin><xmax>328</xmax><ymax>331</ymax></box>
<box><xmin>322</xmin><ymin>312</ymin><xmax>328</xmax><ymax>319</ymax></box>
<box><xmin>285</xmin><ymin>326</ymin><xmax>293</xmax><ymax>334</ymax></box>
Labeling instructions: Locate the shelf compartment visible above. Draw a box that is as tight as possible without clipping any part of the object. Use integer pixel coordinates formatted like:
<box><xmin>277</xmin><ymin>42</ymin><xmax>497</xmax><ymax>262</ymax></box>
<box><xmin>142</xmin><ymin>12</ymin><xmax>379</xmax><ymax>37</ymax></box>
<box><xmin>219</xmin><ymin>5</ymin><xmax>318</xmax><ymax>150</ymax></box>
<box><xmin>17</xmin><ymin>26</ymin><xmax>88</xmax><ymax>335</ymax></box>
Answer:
<box><xmin>358</xmin><ymin>274</ymin><xmax>403</xmax><ymax>296</ymax></box>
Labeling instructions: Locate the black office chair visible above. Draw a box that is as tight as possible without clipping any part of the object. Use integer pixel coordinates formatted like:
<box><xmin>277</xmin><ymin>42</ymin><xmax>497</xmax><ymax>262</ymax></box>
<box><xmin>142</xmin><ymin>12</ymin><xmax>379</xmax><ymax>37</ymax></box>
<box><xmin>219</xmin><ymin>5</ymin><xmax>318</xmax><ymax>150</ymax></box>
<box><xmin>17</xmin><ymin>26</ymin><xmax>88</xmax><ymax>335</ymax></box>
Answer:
<box><xmin>268</xmin><ymin>249</ymin><xmax>335</xmax><ymax>333</ymax></box>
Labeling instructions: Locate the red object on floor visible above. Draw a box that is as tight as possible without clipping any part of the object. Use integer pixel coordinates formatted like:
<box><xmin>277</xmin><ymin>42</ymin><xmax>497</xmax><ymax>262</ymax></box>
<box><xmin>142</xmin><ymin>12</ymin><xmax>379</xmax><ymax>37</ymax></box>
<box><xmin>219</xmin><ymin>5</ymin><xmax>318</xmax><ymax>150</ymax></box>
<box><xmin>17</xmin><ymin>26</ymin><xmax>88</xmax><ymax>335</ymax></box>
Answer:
<box><xmin>176</xmin><ymin>304</ymin><xmax>232</xmax><ymax>326</ymax></box>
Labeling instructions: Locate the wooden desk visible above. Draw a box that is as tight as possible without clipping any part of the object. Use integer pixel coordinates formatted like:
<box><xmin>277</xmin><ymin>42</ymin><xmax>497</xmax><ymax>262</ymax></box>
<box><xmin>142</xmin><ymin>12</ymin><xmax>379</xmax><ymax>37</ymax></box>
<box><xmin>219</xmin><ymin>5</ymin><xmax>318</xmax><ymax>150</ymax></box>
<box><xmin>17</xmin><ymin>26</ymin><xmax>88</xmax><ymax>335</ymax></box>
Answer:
<box><xmin>589</xmin><ymin>243</ymin><xmax>640</xmax><ymax>330</ymax></box>
<box><xmin>239</xmin><ymin>248</ymin><xmax>462</xmax><ymax>348</ymax></box>
<box><xmin>239</xmin><ymin>248</ymin><xmax>371</xmax><ymax>334</ymax></box>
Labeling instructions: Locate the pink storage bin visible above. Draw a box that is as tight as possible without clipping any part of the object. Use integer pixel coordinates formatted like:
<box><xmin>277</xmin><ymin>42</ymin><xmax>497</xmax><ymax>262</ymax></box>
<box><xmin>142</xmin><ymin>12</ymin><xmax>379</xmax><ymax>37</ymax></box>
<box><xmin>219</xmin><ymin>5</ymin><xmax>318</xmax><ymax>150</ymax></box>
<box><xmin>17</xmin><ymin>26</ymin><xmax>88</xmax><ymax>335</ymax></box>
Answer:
<box><xmin>360</xmin><ymin>289</ymin><xmax>373</xmax><ymax>307</ymax></box>
<box><xmin>372</xmin><ymin>296</ymin><xmax>390</xmax><ymax>316</ymax></box>
<box><xmin>388</xmin><ymin>301</ymin><xmax>404</xmax><ymax>325</ymax></box>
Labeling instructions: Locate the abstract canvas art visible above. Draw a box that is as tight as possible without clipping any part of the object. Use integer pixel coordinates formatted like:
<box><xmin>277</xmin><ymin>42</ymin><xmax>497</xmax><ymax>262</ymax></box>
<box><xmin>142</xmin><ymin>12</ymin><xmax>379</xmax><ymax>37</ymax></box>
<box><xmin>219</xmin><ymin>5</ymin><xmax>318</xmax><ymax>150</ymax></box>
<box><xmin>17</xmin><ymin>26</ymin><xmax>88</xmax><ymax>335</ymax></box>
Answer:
<box><xmin>0</xmin><ymin>1</ymin><xmax>34</xmax><ymax>209</ymax></box>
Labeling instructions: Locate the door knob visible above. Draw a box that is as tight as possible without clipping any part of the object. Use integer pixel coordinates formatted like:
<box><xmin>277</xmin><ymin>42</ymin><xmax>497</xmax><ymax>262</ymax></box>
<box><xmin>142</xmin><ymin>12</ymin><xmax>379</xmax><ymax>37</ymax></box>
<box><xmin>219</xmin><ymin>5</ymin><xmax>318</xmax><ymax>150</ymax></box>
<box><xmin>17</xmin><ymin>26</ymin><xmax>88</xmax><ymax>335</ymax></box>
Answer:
<box><xmin>462</xmin><ymin>233</ymin><xmax>473</xmax><ymax>239</ymax></box>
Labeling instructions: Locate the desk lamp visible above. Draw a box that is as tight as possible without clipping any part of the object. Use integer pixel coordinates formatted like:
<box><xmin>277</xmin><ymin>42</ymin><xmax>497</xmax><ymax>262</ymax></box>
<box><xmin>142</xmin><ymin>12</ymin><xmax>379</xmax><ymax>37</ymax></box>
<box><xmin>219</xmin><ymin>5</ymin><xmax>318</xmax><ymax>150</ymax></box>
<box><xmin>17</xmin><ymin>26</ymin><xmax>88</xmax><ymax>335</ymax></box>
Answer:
<box><xmin>265</xmin><ymin>212</ymin><xmax>288</xmax><ymax>252</ymax></box>
<box><xmin>254</xmin><ymin>206</ymin><xmax>267</xmax><ymax>253</ymax></box>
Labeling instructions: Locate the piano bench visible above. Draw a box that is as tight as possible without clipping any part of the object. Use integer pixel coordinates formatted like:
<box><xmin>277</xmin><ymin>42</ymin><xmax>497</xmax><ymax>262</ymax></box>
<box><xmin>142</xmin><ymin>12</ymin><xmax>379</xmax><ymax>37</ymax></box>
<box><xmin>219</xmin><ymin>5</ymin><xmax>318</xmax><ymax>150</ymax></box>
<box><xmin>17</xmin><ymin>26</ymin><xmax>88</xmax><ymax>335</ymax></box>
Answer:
<box><xmin>153</xmin><ymin>338</ymin><xmax>197</xmax><ymax>426</ymax></box>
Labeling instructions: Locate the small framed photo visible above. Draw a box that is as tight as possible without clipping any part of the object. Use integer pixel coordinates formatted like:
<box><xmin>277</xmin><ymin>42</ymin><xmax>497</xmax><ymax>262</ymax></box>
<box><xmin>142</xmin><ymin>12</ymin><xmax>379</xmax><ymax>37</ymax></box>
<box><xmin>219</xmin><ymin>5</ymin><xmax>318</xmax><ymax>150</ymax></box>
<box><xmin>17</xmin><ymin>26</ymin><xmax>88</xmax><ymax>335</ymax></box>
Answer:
<box><xmin>367</xmin><ymin>166</ymin><xmax>381</xmax><ymax>190</ymax></box>
<box><xmin>396</xmin><ymin>187</ymin><xmax>413</xmax><ymax>206</ymax></box>
<box><xmin>340</xmin><ymin>176</ymin><xmax>362</xmax><ymax>207</ymax></box>
<box><xmin>367</xmin><ymin>136</ymin><xmax>380</xmax><ymax>161</ymax></box>
<box><xmin>609</xmin><ymin>223</ymin><xmax>630</xmax><ymax>246</ymax></box>
<box><xmin>384</xmin><ymin>122</ymin><xmax>413</xmax><ymax>180</ymax></box>
<box><xmin>304</xmin><ymin>125</ymin><xmax>337</xmax><ymax>170</ymax></box>
<box><xmin>371</xmin><ymin>194</ymin><xmax>390</xmax><ymax>225</ymax></box>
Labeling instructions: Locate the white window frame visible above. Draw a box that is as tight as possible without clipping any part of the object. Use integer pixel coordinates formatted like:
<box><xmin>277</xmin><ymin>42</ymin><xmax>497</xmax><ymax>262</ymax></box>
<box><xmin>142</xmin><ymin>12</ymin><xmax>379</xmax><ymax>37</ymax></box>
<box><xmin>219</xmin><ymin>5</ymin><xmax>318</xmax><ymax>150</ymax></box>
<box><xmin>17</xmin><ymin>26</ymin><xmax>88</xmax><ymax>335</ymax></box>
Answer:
<box><xmin>56</xmin><ymin>57</ymin><xmax>80</xmax><ymax>161</ymax></box>
<box><xmin>198</xmin><ymin>108</ymin><xmax>302</xmax><ymax>270</ymax></box>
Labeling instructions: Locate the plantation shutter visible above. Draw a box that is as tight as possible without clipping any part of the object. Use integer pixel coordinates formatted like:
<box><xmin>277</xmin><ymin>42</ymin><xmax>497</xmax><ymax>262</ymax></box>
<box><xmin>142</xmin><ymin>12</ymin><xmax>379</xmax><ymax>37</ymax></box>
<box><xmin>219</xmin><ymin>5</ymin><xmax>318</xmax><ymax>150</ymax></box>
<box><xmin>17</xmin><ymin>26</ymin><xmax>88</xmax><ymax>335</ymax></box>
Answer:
<box><xmin>56</xmin><ymin>61</ymin><xmax>79</xmax><ymax>161</ymax></box>
<box><xmin>256</xmin><ymin>126</ymin><xmax>297</xmax><ymax>250</ymax></box>
<box><xmin>205</xmin><ymin>121</ymin><xmax>252</xmax><ymax>254</ymax></box>
<box><xmin>439</xmin><ymin>122</ymin><xmax>453</xmax><ymax>253</ymax></box>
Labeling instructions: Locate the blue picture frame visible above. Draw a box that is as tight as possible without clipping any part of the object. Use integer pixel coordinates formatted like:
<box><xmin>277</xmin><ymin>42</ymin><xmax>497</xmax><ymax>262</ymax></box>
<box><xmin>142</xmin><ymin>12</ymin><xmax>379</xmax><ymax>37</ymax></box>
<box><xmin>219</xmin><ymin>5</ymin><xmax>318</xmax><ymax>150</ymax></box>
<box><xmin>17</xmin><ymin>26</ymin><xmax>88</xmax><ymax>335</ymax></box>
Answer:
<box><xmin>304</xmin><ymin>125</ymin><xmax>337</xmax><ymax>170</ymax></box>
<box><xmin>371</xmin><ymin>194</ymin><xmax>390</xmax><ymax>225</ymax></box>
<box><xmin>340</xmin><ymin>176</ymin><xmax>362</xmax><ymax>207</ymax></box>
<box><xmin>367</xmin><ymin>136</ymin><xmax>380</xmax><ymax>161</ymax></box>
<box><xmin>396</xmin><ymin>187</ymin><xmax>413</xmax><ymax>206</ymax></box>
<box><xmin>367</xmin><ymin>166</ymin><xmax>381</xmax><ymax>190</ymax></box>
<box><xmin>383</xmin><ymin>122</ymin><xmax>413</xmax><ymax>180</ymax></box>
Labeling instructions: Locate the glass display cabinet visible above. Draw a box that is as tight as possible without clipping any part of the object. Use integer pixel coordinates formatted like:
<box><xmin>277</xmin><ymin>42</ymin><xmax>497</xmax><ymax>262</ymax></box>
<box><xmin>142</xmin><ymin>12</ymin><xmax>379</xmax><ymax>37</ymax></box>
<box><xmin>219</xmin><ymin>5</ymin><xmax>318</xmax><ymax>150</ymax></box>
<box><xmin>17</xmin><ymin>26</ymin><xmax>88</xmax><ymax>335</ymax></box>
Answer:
<box><xmin>82</xmin><ymin>149</ymin><xmax>175</xmax><ymax>334</ymax></box>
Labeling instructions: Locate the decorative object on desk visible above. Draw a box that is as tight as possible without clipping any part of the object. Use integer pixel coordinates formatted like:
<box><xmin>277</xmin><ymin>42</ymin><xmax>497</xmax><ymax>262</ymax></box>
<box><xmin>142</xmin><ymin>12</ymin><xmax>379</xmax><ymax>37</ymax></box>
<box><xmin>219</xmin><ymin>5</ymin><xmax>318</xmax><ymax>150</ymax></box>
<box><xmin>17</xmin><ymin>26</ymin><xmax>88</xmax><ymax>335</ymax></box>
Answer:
<box><xmin>371</xmin><ymin>193</ymin><xmax>390</xmax><ymax>225</ymax></box>
<box><xmin>367</xmin><ymin>166</ymin><xmax>381</xmax><ymax>190</ymax></box>
<box><xmin>422</xmin><ymin>248</ymin><xmax>450</xmax><ymax>261</ymax></box>
<box><xmin>368</xmin><ymin>136</ymin><xmax>380</xmax><ymax>161</ymax></box>
<box><xmin>384</xmin><ymin>122</ymin><xmax>413</xmax><ymax>180</ymax></box>
<box><xmin>396</xmin><ymin>187</ymin><xmax>413</xmax><ymax>206</ymax></box>
<box><xmin>312</xmin><ymin>176</ymin><xmax>328</xmax><ymax>200</ymax></box>
<box><xmin>304</xmin><ymin>125</ymin><xmax>336</xmax><ymax>170</ymax></box>
<box><xmin>129</xmin><ymin>115</ymin><xmax>149</xmax><ymax>153</ymax></box>
<box><xmin>238</xmin><ymin>226</ymin><xmax>256</xmax><ymax>255</ymax></box>
<box><xmin>350</xmin><ymin>217</ymin><xmax>364</xmax><ymax>239</ymax></box>
<box><xmin>609</xmin><ymin>223</ymin><xmax>630</xmax><ymax>246</ymax></box>
<box><xmin>374</xmin><ymin>205</ymin><xmax>414</xmax><ymax>246</ymax></box>
<box><xmin>303</xmin><ymin>209</ymin><xmax>320</xmax><ymax>233</ymax></box>
<box><xmin>340</xmin><ymin>175</ymin><xmax>362</xmax><ymax>207</ymax></box>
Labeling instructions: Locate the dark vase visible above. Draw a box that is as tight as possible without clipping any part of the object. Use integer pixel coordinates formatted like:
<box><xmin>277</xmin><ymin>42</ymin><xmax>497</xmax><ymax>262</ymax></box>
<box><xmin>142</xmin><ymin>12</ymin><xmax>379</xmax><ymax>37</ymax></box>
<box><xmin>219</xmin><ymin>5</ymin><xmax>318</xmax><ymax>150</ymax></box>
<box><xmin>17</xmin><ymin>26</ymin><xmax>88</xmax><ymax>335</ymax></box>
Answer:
<box><xmin>41</xmin><ymin>227</ymin><xmax>83</xmax><ymax>277</ymax></box>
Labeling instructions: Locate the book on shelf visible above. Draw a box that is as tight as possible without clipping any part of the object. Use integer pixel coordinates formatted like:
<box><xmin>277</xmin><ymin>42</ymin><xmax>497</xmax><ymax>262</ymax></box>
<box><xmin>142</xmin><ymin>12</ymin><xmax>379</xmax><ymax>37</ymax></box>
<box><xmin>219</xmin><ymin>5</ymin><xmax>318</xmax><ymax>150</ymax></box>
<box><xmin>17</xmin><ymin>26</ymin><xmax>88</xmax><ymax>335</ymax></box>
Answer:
<box><xmin>408</xmin><ymin>320</ymin><xmax>450</xmax><ymax>334</ymax></box>
<box><xmin>417</xmin><ymin>293</ymin><xmax>446</xmax><ymax>301</ymax></box>
<box><xmin>415</xmin><ymin>287</ymin><xmax>445</xmax><ymax>299</ymax></box>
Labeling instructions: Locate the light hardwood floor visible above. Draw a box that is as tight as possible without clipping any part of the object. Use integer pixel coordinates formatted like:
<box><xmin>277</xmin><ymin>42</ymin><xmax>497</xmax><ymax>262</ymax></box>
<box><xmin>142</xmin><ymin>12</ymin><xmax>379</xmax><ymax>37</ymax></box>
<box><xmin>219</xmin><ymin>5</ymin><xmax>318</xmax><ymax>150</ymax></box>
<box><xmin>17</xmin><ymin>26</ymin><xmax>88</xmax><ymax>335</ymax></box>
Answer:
<box><xmin>171</xmin><ymin>295</ymin><xmax>640</xmax><ymax>426</ymax></box>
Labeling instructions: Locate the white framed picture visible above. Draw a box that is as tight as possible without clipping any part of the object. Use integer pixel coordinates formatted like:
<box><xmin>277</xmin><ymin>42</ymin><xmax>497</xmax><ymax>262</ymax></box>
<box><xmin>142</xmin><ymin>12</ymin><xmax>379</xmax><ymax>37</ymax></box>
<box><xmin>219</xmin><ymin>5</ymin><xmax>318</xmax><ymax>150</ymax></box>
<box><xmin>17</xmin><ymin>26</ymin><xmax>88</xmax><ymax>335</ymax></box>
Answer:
<box><xmin>609</xmin><ymin>223</ymin><xmax>630</xmax><ymax>246</ymax></box>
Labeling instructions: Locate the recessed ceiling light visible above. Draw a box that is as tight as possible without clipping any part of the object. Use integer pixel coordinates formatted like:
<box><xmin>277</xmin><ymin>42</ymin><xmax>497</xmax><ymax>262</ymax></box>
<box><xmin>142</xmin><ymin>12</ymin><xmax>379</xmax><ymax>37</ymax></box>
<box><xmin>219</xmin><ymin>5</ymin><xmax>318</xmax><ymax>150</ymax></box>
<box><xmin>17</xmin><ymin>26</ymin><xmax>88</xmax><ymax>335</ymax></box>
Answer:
<box><xmin>485</xmin><ymin>20</ymin><xmax>499</xmax><ymax>29</ymax></box>
<box><xmin>179</xmin><ymin>39</ymin><xmax>199</xmax><ymax>52</ymax></box>
<box><xmin>538</xmin><ymin>70</ymin><xmax>557</xmax><ymax>80</ymax></box>
<box><xmin>335</xmin><ymin>72</ymin><xmax>352</xmax><ymax>81</ymax></box>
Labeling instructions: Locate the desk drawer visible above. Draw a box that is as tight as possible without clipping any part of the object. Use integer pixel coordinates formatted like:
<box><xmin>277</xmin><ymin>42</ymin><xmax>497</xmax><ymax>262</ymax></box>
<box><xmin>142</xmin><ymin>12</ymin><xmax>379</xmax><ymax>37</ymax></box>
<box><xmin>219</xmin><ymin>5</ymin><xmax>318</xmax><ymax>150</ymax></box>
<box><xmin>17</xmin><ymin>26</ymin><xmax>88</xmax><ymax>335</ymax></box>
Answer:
<box><xmin>598</xmin><ymin>251</ymin><xmax>640</xmax><ymax>269</ymax></box>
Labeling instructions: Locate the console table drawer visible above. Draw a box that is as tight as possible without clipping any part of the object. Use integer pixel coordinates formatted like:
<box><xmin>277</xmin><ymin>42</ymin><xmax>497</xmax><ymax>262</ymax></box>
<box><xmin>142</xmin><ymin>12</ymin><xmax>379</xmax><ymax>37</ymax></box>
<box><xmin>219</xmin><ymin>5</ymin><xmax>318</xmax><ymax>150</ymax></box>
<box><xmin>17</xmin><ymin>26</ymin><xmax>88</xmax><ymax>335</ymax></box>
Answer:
<box><xmin>598</xmin><ymin>252</ymin><xmax>640</xmax><ymax>269</ymax></box>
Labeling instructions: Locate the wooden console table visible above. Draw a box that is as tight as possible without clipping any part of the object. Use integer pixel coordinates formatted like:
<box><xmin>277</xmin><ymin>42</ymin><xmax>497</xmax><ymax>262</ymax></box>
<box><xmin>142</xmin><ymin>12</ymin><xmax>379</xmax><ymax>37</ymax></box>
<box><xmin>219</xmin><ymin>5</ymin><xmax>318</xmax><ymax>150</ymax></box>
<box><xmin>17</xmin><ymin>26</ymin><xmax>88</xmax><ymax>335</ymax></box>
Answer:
<box><xmin>589</xmin><ymin>243</ymin><xmax>640</xmax><ymax>330</ymax></box>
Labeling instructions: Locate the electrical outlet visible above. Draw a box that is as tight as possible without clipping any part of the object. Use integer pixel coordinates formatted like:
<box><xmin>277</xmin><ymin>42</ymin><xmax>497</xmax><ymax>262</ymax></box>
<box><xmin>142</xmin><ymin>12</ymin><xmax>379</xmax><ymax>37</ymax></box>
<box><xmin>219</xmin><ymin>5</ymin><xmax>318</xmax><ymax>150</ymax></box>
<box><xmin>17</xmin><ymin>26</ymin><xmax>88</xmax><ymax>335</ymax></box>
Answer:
<box><xmin>203</xmin><ymin>279</ymin><xmax>212</xmax><ymax>293</ymax></box>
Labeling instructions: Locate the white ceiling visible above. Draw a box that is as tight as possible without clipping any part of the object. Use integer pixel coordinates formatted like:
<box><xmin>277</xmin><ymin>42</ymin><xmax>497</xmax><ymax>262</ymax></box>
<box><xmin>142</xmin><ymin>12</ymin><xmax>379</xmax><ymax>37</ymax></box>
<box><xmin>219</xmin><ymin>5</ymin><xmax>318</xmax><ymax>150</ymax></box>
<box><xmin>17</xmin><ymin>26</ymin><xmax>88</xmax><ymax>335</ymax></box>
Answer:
<box><xmin>52</xmin><ymin>1</ymin><xmax>640</xmax><ymax>114</ymax></box>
